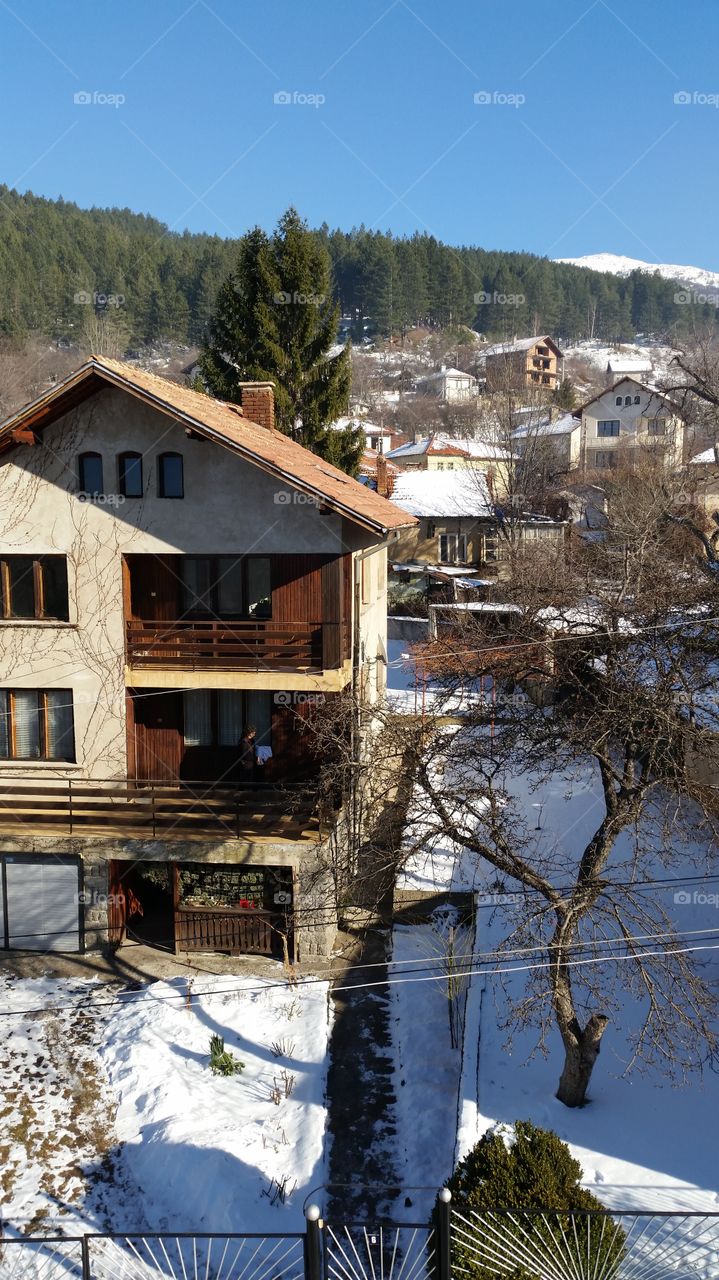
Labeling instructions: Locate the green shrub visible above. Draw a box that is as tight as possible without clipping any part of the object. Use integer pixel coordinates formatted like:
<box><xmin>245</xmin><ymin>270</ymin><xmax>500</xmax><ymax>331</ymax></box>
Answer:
<box><xmin>446</xmin><ymin>1121</ymin><xmax>625</xmax><ymax>1280</ymax></box>
<box><xmin>208</xmin><ymin>1033</ymin><xmax>245</xmax><ymax>1077</ymax></box>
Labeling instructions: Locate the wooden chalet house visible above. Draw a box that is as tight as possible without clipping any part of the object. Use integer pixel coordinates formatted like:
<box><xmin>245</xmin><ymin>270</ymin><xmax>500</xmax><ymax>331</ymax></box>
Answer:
<box><xmin>0</xmin><ymin>358</ymin><xmax>414</xmax><ymax>960</ymax></box>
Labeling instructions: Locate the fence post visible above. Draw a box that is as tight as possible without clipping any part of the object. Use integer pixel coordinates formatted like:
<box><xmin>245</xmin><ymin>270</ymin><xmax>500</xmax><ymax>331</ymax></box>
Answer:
<box><xmin>68</xmin><ymin>778</ymin><xmax>73</xmax><ymax>835</ymax></box>
<box><xmin>305</xmin><ymin>1203</ymin><xmax>323</xmax><ymax>1280</ymax></box>
<box><xmin>81</xmin><ymin>1234</ymin><xmax>91</xmax><ymax>1280</ymax></box>
<box><xmin>436</xmin><ymin>1188</ymin><xmax>452</xmax><ymax>1280</ymax></box>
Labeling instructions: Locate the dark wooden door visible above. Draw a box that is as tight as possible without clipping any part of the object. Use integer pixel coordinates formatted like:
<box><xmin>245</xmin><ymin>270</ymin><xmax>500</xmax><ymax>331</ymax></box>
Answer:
<box><xmin>128</xmin><ymin>555</ymin><xmax>182</xmax><ymax>621</ymax></box>
<box><xmin>132</xmin><ymin>691</ymin><xmax>183</xmax><ymax>781</ymax></box>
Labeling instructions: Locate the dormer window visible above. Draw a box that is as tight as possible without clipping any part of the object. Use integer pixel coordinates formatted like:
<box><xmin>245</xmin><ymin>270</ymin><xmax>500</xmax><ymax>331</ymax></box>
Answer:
<box><xmin>119</xmin><ymin>452</ymin><xmax>143</xmax><ymax>498</ymax></box>
<box><xmin>158</xmin><ymin>452</ymin><xmax>184</xmax><ymax>499</ymax></box>
<box><xmin>79</xmin><ymin>452</ymin><xmax>103</xmax><ymax>495</ymax></box>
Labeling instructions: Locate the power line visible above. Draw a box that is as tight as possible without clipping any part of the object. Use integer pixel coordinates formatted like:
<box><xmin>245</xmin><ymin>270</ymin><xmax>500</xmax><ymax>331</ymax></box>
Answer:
<box><xmin>2</xmin><ymin>933</ymin><xmax>719</xmax><ymax>1021</ymax></box>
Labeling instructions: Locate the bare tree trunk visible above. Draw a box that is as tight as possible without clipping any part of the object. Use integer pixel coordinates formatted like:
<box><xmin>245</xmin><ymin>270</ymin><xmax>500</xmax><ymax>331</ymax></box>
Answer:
<box><xmin>556</xmin><ymin>1014</ymin><xmax>608</xmax><ymax>1106</ymax></box>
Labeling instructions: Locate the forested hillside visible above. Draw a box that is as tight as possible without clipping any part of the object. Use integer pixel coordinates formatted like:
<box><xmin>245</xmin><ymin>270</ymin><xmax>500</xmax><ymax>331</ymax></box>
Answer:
<box><xmin>0</xmin><ymin>185</ymin><xmax>714</xmax><ymax>346</ymax></box>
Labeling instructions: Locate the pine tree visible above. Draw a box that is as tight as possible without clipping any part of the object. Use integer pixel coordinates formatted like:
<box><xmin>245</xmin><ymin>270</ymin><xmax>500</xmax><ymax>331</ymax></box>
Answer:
<box><xmin>201</xmin><ymin>209</ymin><xmax>361</xmax><ymax>474</ymax></box>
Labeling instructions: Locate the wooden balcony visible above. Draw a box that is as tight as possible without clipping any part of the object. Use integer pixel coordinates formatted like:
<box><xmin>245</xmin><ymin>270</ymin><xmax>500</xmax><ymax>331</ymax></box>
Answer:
<box><xmin>126</xmin><ymin>619</ymin><xmax>346</xmax><ymax>671</ymax></box>
<box><xmin>0</xmin><ymin>777</ymin><xmax>323</xmax><ymax>842</ymax></box>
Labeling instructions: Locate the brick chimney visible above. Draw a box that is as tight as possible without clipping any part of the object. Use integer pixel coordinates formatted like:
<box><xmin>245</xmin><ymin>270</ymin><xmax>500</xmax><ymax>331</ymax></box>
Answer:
<box><xmin>376</xmin><ymin>453</ymin><xmax>394</xmax><ymax>498</ymax></box>
<box><xmin>237</xmin><ymin>382</ymin><xmax>275</xmax><ymax>431</ymax></box>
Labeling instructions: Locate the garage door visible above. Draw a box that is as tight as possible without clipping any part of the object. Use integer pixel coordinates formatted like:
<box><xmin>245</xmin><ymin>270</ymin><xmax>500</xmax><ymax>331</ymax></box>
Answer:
<box><xmin>1</xmin><ymin>856</ymin><xmax>81</xmax><ymax>952</ymax></box>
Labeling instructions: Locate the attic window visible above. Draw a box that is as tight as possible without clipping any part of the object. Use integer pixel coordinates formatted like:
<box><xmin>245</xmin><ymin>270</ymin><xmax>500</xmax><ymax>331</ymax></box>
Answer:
<box><xmin>158</xmin><ymin>452</ymin><xmax>184</xmax><ymax>499</ymax></box>
<box><xmin>79</xmin><ymin>452</ymin><xmax>103</xmax><ymax>495</ymax></box>
<box><xmin>119</xmin><ymin>452</ymin><xmax>143</xmax><ymax>498</ymax></box>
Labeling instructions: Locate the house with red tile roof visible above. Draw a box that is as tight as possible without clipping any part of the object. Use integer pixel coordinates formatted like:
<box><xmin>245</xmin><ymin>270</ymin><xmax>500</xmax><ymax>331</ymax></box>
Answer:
<box><xmin>0</xmin><ymin>357</ymin><xmax>415</xmax><ymax>961</ymax></box>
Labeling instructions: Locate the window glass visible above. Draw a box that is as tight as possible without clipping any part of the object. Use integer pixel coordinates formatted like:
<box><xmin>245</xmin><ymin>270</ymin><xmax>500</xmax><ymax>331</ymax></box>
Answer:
<box><xmin>245</xmin><ymin>691</ymin><xmax>272</xmax><ymax>748</ymax></box>
<box><xmin>40</xmin><ymin>557</ymin><xmax>69</xmax><ymax>621</ymax></box>
<box><xmin>79</xmin><ymin>453</ymin><xmax>103</xmax><ymax>495</ymax></box>
<box><xmin>246</xmin><ymin>558</ymin><xmax>271</xmax><ymax>618</ymax></box>
<box><xmin>217</xmin><ymin>558</ymin><xmax>244</xmax><ymax>615</ymax></box>
<box><xmin>159</xmin><ymin>453</ymin><xmax>183</xmax><ymax>498</ymax></box>
<box><xmin>46</xmin><ymin>691</ymin><xmax>75</xmax><ymax>760</ymax></box>
<box><xmin>182</xmin><ymin>559</ymin><xmax>213</xmax><ymax>614</ymax></box>
<box><xmin>183</xmin><ymin>690</ymin><xmax>212</xmax><ymax>745</ymax></box>
<box><xmin>7</xmin><ymin>558</ymin><xmax>36</xmax><ymax>618</ymax></box>
<box><xmin>13</xmin><ymin>690</ymin><xmax>41</xmax><ymax>758</ymax></box>
<box><xmin>218</xmin><ymin>691</ymin><xmax>244</xmax><ymax>746</ymax></box>
<box><xmin>119</xmin><ymin>453</ymin><xmax>143</xmax><ymax>497</ymax></box>
<box><xmin>0</xmin><ymin>691</ymin><xmax>8</xmax><ymax>757</ymax></box>
<box><xmin>597</xmin><ymin>420</ymin><xmax>620</xmax><ymax>438</ymax></box>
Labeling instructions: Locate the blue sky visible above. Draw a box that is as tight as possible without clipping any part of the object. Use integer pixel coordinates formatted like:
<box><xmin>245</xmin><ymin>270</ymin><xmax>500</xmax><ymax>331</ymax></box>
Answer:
<box><xmin>1</xmin><ymin>0</ymin><xmax>717</xmax><ymax>265</ymax></box>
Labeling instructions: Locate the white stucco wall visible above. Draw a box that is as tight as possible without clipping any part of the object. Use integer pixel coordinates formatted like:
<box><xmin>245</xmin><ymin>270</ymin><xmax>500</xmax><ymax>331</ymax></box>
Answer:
<box><xmin>581</xmin><ymin>379</ymin><xmax>684</xmax><ymax>467</ymax></box>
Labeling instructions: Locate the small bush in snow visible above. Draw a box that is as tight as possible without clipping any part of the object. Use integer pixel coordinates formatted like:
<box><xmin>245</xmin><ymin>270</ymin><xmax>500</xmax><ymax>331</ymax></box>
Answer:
<box><xmin>446</xmin><ymin>1121</ymin><xmax>626</xmax><ymax>1280</ymax></box>
<box><xmin>208</xmin><ymin>1034</ymin><xmax>245</xmax><ymax>1076</ymax></box>
<box><xmin>270</xmin><ymin>1037</ymin><xmax>295</xmax><ymax>1059</ymax></box>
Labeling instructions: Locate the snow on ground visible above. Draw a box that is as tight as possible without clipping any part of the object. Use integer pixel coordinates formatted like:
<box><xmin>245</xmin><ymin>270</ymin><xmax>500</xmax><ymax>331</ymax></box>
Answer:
<box><xmin>418</xmin><ymin>746</ymin><xmax>719</xmax><ymax>1209</ymax></box>
<box><xmin>389</xmin><ymin>912</ymin><xmax>473</xmax><ymax>1219</ymax></box>
<box><xmin>562</xmin><ymin>337</ymin><xmax>678</xmax><ymax>383</ymax></box>
<box><xmin>1</xmin><ymin>974</ymin><xmax>332</xmax><ymax>1235</ymax></box>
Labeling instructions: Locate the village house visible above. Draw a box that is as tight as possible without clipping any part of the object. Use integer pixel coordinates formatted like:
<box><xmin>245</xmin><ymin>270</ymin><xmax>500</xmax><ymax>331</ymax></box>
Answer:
<box><xmin>577</xmin><ymin>377</ymin><xmax>684</xmax><ymax>472</ymax></box>
<box><xmin>415</xmin><ymin>365</ymin><xmax>478</xmax><ymax>403</ymax></box>
<box><xmin>510</xmin><ymin>411</ymin><xmax>582</xmax><ymax>474</ymax></box>
<box><xmin>388</xmin><ymin>469</ymin><xmax>567</xmax><ymax>582</ymax></box>
<box><xmin>482</xmin><ymin>336</ymin><xmax>564</xmax><ymax>393</ymax></box>
<box><xmin>686</xmin><ymin>444</ymin><xmax>719</xmax><ymax>521</ymax></box>
<box><xmin>0</xmin><ymin>357</ymin><xmax>414</xmax><ymax>959</ymax></box>
<box><xmin>386</xmin><ymin>433</ymin><xmax>512</xmax><ymax>498</ymax></box>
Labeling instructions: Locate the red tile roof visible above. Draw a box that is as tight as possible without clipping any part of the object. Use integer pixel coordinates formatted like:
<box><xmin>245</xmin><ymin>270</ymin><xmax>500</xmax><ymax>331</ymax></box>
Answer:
<box><xmin>0</xmin><ymin>356</ymin><xmax>416</xmax><ymax>536</ymax></box>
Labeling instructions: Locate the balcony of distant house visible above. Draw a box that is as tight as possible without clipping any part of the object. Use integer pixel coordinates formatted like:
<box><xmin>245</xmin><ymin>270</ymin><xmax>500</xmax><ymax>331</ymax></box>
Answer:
<box><xmin>124</xmin><ymin>552</ymin><xmax>352</xmax><ymax>686</ymax></box>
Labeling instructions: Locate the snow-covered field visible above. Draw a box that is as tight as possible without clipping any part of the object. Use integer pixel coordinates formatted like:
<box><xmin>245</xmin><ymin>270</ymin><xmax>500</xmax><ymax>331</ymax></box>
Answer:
<box><xmin>398</xmin><ymin>737</ymin><xmax>719</xmax><ymax>1209</ymax></box>
<box><xmin>1</xmin><ymin>974</ymin><xmax>332</xmax><ymax>1235</ymax></box>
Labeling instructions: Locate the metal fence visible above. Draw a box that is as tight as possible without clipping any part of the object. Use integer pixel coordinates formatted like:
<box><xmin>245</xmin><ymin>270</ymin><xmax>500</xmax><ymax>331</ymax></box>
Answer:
<box><xmin>3</xmin><ymin>1201</ymin><xmax>719</xmax><ymax>1280</ymax></box>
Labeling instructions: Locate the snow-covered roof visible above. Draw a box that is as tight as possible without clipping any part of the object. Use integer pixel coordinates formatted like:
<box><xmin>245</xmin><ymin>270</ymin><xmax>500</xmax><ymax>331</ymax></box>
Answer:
<box><xmin>511</xmin><ymin>412</ymin><xmax>579</xmax><ymax>440</ymax></box>
<box><xmin>328</xmin><ymin>415</ymin><xmax>393</xmax><ymax>437</ymax></box>
<box><xmin>387</xmin><ymin>433</ymin><xmax>511</xmax><ymax>461</ymax></box>
<box><xmin>482</xmin><ymin>335</ymin><xmax>562</xmax><ymax>357</ymax></box>
<box><xmin>689</xmin><ymin>445</ymin><xmax>719</xmax><ymax>465</ymax></box>
<box><xmin>418</xmin><ymin>366</ymin><xmax>476</xmax><ymax>382</ymax></box>
<box><xmin>606</xmin><ymin>357</ymin><xmax>653</xmax><ymax>374</ymax></box>
<box><xmin>390</xmin><ymin>469</ymin><xmax>493</xmax><ymax>518</ymax></box>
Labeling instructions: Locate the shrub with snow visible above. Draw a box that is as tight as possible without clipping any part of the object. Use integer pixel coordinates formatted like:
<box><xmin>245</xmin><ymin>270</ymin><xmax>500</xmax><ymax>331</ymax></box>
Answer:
<box><xmin>446</xmin><ymin>1120</ymin><xmax>625</xmax><ymax>1280</ymax></box>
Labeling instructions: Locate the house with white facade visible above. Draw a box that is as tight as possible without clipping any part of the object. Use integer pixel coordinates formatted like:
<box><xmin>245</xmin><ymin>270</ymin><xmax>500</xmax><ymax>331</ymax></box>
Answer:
<box><xmin>577</xmin><ymin>378</ymin><xmax>684</xmax><ymax>472</ymax></box>
<box><xmin>511</xmin><ymin>411</ymin><xmax>582</xmax><ymax>473</ymax></box>
<box><xmin>0</xmin><ymin>357</ymin><xmax>414</xmax><ymax>959</ymax></box>
<box><xmin>416</xmin><ymin>366</ymin><xmax>478</xmax><ymax>403</ymax></box>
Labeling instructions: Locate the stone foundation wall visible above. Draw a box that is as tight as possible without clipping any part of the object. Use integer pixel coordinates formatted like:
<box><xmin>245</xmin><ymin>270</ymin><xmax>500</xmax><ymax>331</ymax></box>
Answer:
<box><xmin>0</xmin><ymin>831</ymin><xmax>339</xmax><ymax>959</ymax></box>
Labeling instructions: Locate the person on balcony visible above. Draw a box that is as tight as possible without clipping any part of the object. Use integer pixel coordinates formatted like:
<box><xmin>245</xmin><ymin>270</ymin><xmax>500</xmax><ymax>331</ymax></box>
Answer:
<box><xmin>238</xmin><ymin>724</ymin><xmax>261</xmax><ymax>781</ymax></box>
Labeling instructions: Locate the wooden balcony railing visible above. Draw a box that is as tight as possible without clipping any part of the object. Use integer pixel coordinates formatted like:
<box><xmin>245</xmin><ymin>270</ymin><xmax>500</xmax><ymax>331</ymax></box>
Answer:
<box><xmin>126</xmin><ymin>619</ymin><xmax>346</xmax><ymax>670</ymax></box>
<box><xmin>175</xmin><ymin>906</ymin><xmax>278</xmax><ymax>955</ymax></box>
<box><xmin>0</xmin><ymin>778</ymin><xmax>322</xmax><ymax>841</ymax></box>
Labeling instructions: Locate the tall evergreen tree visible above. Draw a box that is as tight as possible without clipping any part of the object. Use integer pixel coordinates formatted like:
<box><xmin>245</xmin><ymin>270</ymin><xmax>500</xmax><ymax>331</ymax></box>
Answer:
<box><xmin>201</xmin><ymin>209</ymin><xmax>361</xmax><ymax>474</ymax></box>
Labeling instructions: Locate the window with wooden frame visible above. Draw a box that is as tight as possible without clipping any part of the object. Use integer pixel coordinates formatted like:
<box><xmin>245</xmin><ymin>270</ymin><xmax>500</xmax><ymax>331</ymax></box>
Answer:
<box><xmin>158</xmin><ymin>452</ymin><xmax>184</xmax><ymax>498</ymax></box>
<box><xmin>0</xmin><ymin>689</ymin><xmax>75</xmax><ymax>760</ymax></box>
<box><xmin>0</xmin><ymin>556</ymin><xmax>69</xmax><ymax>621</ymax></box>
<box><xmin>78</xmin><ymin>452</ymin><xmax>104</xmax><ymax>495</ymax></box>
<box><xmin>439</xmin><ymin>533</ymin><xmax>468</xmax><ymax>564</ymax></box>
<box><xmin>118</xmin><ymin>452</ymin><xmax>143</xmax><ymax>498</ymax></box>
